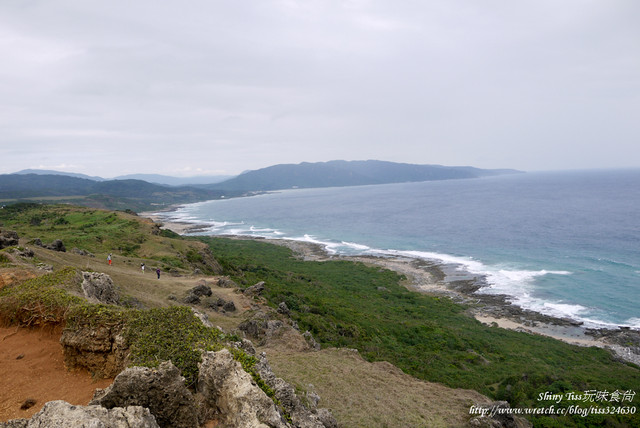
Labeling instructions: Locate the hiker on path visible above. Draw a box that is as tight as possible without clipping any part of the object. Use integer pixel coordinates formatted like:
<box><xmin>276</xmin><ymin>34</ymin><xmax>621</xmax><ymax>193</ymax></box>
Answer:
<box><xmin>141</xmin><ymin>263</ymin><xmax>145</xmax><ymax>274</ymax></box>
<box><xmin>156</xmin><ymin>268</ymin><xmax>161</xmax><ymax>279</ymax></box>
<box><xmin>107</xmin><ymin>254</ymin><xmax>112</xmax><ymax>265</ymax></box>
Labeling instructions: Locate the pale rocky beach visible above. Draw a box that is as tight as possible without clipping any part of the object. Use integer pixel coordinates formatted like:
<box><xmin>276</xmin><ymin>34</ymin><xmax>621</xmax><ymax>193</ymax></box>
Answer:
<box><xmin>147</xmin><ymin>213</ymin><xmax>640</xmax><ymax>366</ymax></box>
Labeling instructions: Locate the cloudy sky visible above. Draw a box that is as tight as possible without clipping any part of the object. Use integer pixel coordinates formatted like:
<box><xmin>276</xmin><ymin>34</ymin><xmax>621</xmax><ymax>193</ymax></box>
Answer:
<box><xmin>1</xmin><ymin>1</ymin><xmax>639</xmax><ymax>177</ymax></box>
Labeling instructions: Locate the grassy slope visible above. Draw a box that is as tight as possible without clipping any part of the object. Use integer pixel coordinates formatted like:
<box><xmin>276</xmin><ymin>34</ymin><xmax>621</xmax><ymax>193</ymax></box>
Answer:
<box><xmin>201</xmin><ymin>237</ymin><xmax>640</xmax><ymax>428</ymax></box>
<box><xmin>0</xmin><ymin>203</ymin><xmax>218</xmax><ymax>274</ymax></box>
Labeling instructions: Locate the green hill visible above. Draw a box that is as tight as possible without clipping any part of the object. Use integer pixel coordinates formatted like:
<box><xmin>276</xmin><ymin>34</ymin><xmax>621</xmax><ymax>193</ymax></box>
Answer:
<box><xmin>0</xmin><ymin>174</ymin><xmax>231</xmax><ymax>211</ymax></box>
<box><xmin>210</xmin><ymin>160</ymin><xmax>522</xmax><ymax>191</ymax></box>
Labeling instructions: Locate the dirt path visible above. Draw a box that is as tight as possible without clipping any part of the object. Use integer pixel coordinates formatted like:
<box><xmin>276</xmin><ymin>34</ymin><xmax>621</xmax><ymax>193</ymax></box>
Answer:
<box><xmin>0</xmin><ymin>326</ymin><xmax>113</xmax><ymax>422</ymax></box>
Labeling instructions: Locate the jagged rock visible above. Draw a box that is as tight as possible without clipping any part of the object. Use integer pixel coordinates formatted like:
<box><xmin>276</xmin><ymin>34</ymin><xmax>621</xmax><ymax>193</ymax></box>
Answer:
<box><xmin>60</xmin><ymin>324</ymin><xmax>128</xmax><ymax>378</ymax></box>
<box><xmin>0</xmin><ymin>230</ymin><xmax>19</xmax><ymax>249</ymax></box>
<box><xmin>204</xmin><ymin>300</ymin><xmax>218</xmax><ymax>311</ymax></box>
<box><xmin>0</xmin><ymin>420</ymin><xmax>27</xmax><ymax>428</ymax></box>
<box><xmin>217</xmin><ymin>277</ymin><xmax>239</xmax><ymax>288</ymax></box>
<box><xmin>302</xmin><ymin>331</ymin><xmax>321</xmax><ymax>351</ymax></box>
<box><xmin>190</xmin><ymin>284</ymin><xmax>213</xmax><ymax>297</ymax></box>
<box><xmin>255</xmin><ymin>353</ymin><xmax>337</xmax><ymax>428</ymax></box>
<box><xmin>238</xmin><ymin>312</ymin><xmax>284</xmax><ymax>345</ymax></box>
<box><xmin>197</xmin><ymin>349</ymin><xmax>289</xmax><ymax>428</ymax></box>
<box><xmin>244</xmin><ymin>281</ymin><xmax>266</xmax><ymax>297</ymax></box>
<box><xmin>191</xmin><ymin>308</ymin><xmax>213</xmax><ymax>328</ymax></box>
<box><xmin>81</xmin><ymin>272</ymin><xmax>120</xmax><ymax>305</ymax></box>
<box><xmin>0</xmin><ymin>400</ymin><xmax>159</xmax><ymax>428</ymax></box>
<box><xmin>72</xmin><ymin>247</ymin><xmax>95</xmax><ymax>257</ymax></box>
<box><xmin>277</xmin><ymin>302</ymin><xmax>290</xmax><ymax>316</ymax></box>
<box><xmin>315</xmin><ymin>409</ymin><xmax>339</xmax><ymax>428</ymax></box>
<box><xmin>183</xmin><ymin>293</ymin><xmax>201</xmax><ymax>305</ymax></box>
<box><xmin>48</xmin><ymin>239</ymin><xmax>66</xmax><ymax>252</ymax></box>
<box><xmin>16</xmin><ymin>247</ymin><xmax>34</xmax><ymax>258</ymax></box>
<box><xmin>31</xmin><ymin>237</ymin><xmax>66</xmax><ymax>252</ymax></box>
<box><xmin>91</xmin><ymin>361</ymin><xmax>199</xmax><ymax>428</ymax></box>
<box><xmin>305</xmin><ymin>390</ymin><xmax>320</xmax><ymax>410</ymax></box>
<box><xmin>223</xmin><ymin>301</ymin><xmax>237</xmax><ymax>312</ymax></box>
<box><xmin>236</xmin><ymin>338</ymin><xmax>258</xmax><ymax>356</ymax></box>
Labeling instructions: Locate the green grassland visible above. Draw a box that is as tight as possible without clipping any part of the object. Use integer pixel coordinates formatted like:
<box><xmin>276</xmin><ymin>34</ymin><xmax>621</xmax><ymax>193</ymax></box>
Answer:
<box><xmin>0</xmin><ymin>203</ymin><xmax>219</xmax><ymax>275</ymax></box>
<box><xmin>201</xmin><ymin>237</ymin><xmax>640</xmax><ymax>427</ymax></box>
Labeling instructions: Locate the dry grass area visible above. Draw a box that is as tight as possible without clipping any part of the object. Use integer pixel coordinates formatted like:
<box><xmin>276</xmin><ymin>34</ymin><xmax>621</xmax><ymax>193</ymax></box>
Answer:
<box><xmin>264</xmin><ymin>347</ymin><xmax>491</xmax><ymax>428</ymax></box>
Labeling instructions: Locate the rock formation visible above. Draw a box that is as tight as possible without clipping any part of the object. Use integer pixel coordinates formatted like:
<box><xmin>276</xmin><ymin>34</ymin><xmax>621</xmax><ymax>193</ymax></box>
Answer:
<box><xmin>197</xmin><ymin>349</ymin><xmax>289</xmax><ymax>428</ymax></box>
<box><xmin>238</xmin><ymin>311</ymin><xmax>285</xmax><ymax>346</ymax></box>
<box><xmin>81</xmin><ymin>272</ymin><xmax>120</xmax><ymax>305</ymax></box>
<box><xmin>72</xmin><ymin>247</ymin><xmax>95</xmax><ymax>257</ymax></box>
<box><xmin>0</xmin><ymin>230</ymin><xmax>19</xmax><ymax>249</ymax></box>
<box><xmin>243</xmin><ymin>281</ymin><xmax>266</xmax><ymax>297</ymax></box>
<box><xmin>32</xmin><ymin>238</ymin><xmax>66</xmax><ymax>252</ymax></box>
<box><xmin>90</xmin><ymin>361</ymin><xmax>199</xmax><ymax>428</ymax></box>
<box><xmin>1</xmin><ymin>400</ymin><xmax>159</xmax><ymax>428</ymax></box>
<box><xmin>60</xmin><ymin>323</ymin><xmax>128</xmax><ymax>378</ymax></box>
<box><xmin>217</xmin><ymin>277</ymin><xmax>239</xmax><ymax>288</ymax></box>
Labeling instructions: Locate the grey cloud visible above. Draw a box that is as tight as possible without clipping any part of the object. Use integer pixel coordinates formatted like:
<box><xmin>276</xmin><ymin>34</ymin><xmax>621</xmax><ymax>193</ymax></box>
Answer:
<box><xmin>1</xmin><ymin>0</ymin><xmax>639</xmax><ymax>177</ymax></box>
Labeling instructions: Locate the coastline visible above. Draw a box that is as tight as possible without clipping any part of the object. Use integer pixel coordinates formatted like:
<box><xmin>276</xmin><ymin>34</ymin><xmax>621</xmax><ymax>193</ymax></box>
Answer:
<box><xmin>146</xmin><ymin>213</ymin><xmax>640</xmax><ymax>366</ymax></box>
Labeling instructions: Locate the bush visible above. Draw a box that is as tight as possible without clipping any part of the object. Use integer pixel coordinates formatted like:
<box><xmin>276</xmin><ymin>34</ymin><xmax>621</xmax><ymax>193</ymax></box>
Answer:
<box><xmin>0</xmin><ymin>267</ymin><xmax>82</xmax><ymax>326</ymax></box>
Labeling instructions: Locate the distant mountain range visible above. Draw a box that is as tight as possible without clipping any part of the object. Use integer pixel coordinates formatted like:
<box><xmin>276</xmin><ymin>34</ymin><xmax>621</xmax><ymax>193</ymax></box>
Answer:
<box><xmin>13</xmin><ymin>169</ymin><xmax>107</xmax><ymax>181</ymax></box>
<box><xmin>207</xmin><ymin>160</ymin><xmax>522</xmax><ymax>191</ymax></box>
<box><xmin>13</xmin><ymin>169</ymin><xmax>234</xmax><ymax>186</ymax></box>
<box><xmin>0</xmin><ymin>174</ymin><xmax>230</xmax><ymax>211</ymax></box>
<box><xmin>3</xmin><ymin>161</ymin><xmax>522</xmax><ymax>211</ymax></box>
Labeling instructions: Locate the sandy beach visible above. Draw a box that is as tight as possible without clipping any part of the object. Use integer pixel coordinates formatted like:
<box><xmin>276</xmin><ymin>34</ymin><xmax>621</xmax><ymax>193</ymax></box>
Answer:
<box><xmin>146</xmin><ymin>213</ymin><xmax>640</xmax><ymax>366</ymax></box>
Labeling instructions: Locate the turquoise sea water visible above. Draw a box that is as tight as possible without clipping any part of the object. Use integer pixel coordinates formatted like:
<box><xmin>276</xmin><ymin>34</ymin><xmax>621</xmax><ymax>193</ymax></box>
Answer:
<box><xmin>157</xmin><ymin>169</ymin><xmax>640</xmax><ymax>329</ymax></box>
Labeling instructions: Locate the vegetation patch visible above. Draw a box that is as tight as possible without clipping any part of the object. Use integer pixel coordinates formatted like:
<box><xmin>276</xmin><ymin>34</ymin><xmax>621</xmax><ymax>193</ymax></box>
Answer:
<box><xmin>0</xmin><ymin>267</ymin><xmax>82</xmax><ymax>326</ymax></box>
<box><xmin>0</xmin><ymin>204</ymin><xmax>218</xmax><ymax>275</ymax></box>
<box><xmin>201</xmin><ymin>237</ymin><xmax>640</xmax><ymax>427</ymax></box>
<box><xmin>124</xmin><ymin>306</ymin><xmax>224</xmax><ymax>387</ymax></box>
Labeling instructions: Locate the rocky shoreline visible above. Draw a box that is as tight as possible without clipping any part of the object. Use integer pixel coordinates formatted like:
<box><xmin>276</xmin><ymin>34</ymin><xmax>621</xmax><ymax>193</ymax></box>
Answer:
<box><xmin>149</xmin><ymin>216</ymin><xmax>640</xmax><ymax>366</ymax></box>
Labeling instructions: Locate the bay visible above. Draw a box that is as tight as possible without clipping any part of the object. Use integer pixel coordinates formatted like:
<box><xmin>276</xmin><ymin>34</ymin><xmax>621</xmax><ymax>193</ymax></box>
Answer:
<box><xmin>158</xmin><ymin>169</ymin><xmax>640</xmax><ymax>328</ymax></box>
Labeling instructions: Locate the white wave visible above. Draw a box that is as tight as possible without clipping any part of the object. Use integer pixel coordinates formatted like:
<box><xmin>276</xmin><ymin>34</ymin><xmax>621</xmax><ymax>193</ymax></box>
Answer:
<box><xmin>249</xmin><ymin>226</ymin><xmax>278</xmax><ymax>233</ymax></box>
<box><xmin>155</xmin><ymin>210</ymin><xmax>634</xmax><ymax>330</ymax></box>
<box><xmin>623</xmin><ymin>318</ymin><xmax>640</xmax><ymax>328</ymax></box>
<box><xmin>340</xmin><ymin>241</ymin><xmax>372</xmax><ymax>251</ymax></box>
<box><xmin>525</xmin><ymin>301</ymin><xmax>588</xmax><ymax>319</ymax></box>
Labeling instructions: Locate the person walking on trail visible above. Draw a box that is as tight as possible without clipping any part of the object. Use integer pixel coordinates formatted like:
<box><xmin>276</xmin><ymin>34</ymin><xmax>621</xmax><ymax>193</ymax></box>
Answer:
<box><xmin>107</xmin><ymin>254</ymin><xmax>112</xmax><ymax>266</ymax></box>
<box><xmin>156</xmin><ymin>268</ymin><xmax>161</xmax><ymax>279</ymax></box>
<box><xmin>141</xmin><ymin>263</ymin><xmax>145</xmax><ymax>274</ymax></box>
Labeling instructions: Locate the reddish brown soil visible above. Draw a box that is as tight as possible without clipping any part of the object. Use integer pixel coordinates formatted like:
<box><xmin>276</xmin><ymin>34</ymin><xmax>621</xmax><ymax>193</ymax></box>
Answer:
<box><xmin>0</xmin><ymin>326</ymin><xmax>113</xmax><ymax>421</ymax></box>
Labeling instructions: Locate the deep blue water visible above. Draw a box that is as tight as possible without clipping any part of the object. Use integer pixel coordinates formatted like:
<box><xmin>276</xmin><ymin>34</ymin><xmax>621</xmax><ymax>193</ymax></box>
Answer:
<box><xmin>156</xmin><ymin>169</ymin><xmax>640</xmax><ymax>328</ymax></box>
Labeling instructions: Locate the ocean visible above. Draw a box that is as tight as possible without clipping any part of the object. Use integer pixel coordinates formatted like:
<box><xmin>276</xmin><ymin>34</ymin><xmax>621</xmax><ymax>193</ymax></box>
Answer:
<box><xmin>156</xmin><ymin>169</ymin><xmax>640</xmax><ymax>329</ymax></box>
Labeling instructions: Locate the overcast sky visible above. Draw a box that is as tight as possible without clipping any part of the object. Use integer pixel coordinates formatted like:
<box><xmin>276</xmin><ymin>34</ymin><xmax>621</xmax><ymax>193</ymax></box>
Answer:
<box><xmin>1</xmin><ymin>1</ymin><xmax>639</xmax><ymax>177</ymax></box>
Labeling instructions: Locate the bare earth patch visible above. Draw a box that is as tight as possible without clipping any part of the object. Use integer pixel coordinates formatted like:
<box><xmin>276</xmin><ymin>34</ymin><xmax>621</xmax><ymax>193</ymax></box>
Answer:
<box><xmin>0</xmin><ymin>326</ymin><xmax>113</xmax><ymax>422</ymax></box>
